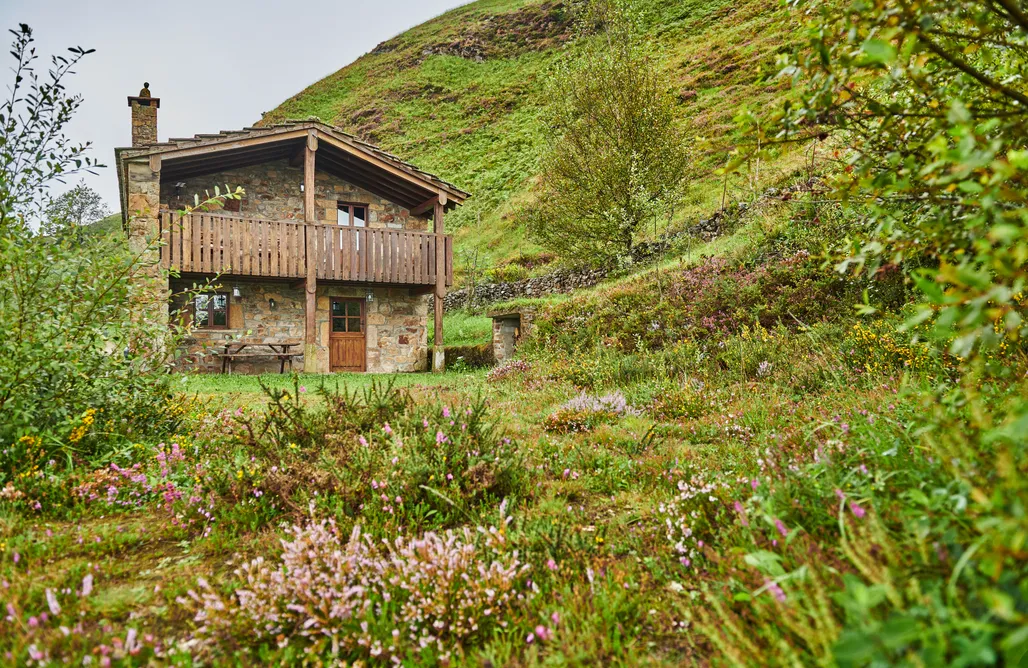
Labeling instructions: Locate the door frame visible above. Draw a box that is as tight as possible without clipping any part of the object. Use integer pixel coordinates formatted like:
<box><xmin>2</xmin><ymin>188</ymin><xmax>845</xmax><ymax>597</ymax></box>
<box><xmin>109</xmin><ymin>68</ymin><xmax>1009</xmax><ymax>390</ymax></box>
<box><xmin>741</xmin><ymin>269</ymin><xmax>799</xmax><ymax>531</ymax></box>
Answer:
<box><xmin>329</xmin><ymin>297</ymin><xmax>367</xmax><ymax>372</ymax></box>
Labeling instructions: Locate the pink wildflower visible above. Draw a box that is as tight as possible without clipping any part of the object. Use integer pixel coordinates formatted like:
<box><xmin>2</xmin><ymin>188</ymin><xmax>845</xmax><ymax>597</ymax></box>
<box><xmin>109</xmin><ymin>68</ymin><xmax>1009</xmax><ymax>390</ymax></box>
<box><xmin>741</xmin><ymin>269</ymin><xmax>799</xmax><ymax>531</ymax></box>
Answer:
<box><xmin>765</xmin><ymin>579</ymin><xmax>786</xmax><ymax>603</ymax></box>
<box><xmin>546</xmin><ymin>559</ymin><xmax>557</xmax><ymax>570</ymax></box>
<box><xmin>535</xmin><ymin>625</ymin><xmax>552</xmax><ymax>642</ymax></box>
<box><xmin>443</xmin><ymin>407</ymin><xmax>451</xmax><ymax>418</ymax></box>
<box><xmin>774</xmin><ymin>519</ymin><xmax>789</xmax><ymax>537</ymax></box>
<box><xmin>436</xmin><ymin>431</ymin><xmax>448</xmax><ymax>444</ymax></box>
<box><xmin>383</xmin><ymin>422</ymin><xmax>392</xmax><ymax>435</ymax></box>
<box><xmin>81</xmin><ymin>574</ymin><xmax>93</xmax><ymax>597</ymax></box>
<box><xmin>299</xmin><ymin>385</ymin><xmax>307</xmax><ymax>393</ymax></box>
<box><xmin>835</xmin><ymin>488</ymin><xmax>846</xmax><ymax>501</ymax></box>
<box><xmin>849</xmin><ymin>502</ymin><xmax>866</xmax><ymax>519</ymax></box>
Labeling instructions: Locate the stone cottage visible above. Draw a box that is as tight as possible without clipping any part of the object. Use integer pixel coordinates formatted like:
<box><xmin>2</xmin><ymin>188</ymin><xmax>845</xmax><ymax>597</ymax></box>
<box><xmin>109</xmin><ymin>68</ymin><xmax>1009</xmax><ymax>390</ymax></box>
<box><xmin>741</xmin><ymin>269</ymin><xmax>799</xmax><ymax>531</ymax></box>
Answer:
<box><xmin>116</xmin><ymin>85</ymin><xmax>469</xmax><ymax>373</ymax></box>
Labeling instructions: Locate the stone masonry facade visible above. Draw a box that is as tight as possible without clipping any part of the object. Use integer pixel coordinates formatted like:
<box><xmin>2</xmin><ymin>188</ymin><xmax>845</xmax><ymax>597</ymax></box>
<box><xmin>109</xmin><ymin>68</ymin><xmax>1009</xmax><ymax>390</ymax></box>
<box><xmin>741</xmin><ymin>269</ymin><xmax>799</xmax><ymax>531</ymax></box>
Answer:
<box><xmin>161</xmin><ymin>159</ymin><xmax>434</xmax><ymax>374</ymax></box>
<box><xmin>172</xmin><ymin>280</ymin><xmax>428</xmax><ymax>374</ymax></box>
<box><xmin>160</xmin><ymin>159</ymin><xmax>429</xmax><ymax>231</ymax></box>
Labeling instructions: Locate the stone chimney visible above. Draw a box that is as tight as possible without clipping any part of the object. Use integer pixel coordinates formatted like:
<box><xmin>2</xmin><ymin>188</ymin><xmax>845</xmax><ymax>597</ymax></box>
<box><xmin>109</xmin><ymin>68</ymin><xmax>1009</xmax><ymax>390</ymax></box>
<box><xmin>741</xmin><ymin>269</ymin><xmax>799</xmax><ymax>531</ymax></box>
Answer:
<box><xmin>127</xmin><ymin>82</ymin><xmax>159</xmax><ymax>147</ymax></box>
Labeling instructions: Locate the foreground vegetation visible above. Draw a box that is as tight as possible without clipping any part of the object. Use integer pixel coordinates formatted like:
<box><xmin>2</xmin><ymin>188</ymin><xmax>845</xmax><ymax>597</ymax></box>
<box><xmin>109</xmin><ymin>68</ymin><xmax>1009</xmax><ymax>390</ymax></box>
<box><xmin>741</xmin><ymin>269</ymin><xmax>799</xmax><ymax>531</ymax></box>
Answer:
<box><xmin>3</xmin><ymin>0</ymin><xmax>1028</xmax><ymax>665</ymax></box>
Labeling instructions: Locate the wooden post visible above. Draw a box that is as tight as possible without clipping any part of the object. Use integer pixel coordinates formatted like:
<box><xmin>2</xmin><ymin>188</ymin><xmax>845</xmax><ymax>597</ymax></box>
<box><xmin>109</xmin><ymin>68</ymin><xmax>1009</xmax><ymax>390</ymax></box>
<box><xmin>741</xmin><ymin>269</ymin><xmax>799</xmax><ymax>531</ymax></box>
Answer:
<box><xmin>433</xmin><ymin>195</ymin><xmax>446</xmax><ymax>373</ymax></box>
<box><xmin>303</xmin><ymin>130</ymin><xmax>319</xmax><ymax>373</ymax></box>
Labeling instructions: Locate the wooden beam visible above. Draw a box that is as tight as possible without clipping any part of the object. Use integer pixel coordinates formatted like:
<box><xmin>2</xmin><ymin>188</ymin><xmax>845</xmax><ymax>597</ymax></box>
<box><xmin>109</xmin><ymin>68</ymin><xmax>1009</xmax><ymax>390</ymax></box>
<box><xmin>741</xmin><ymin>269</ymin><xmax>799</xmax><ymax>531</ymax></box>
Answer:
<box><xmin>314</xmin><ymin>153</ymin><xmax>428</xmax><ymax>209</ymax></box>
<box><xmin>303</xmin><ymin>134</ymin><xmax>319</xmax><ymax>373</ymax></box>
<box><xmin>317</xmin><ymin>133</ymin><xmax>467</xmax><ymax>205</ymax></box>
<box><xmin>315</xmin><ymin>150</ymin><xmax>432</xmax><ymax>202</ymax></box>
<box><xmin>303</xmin><ymin>225</ymin><xmax>318</xmax><ymax>373</ymax></box>
<box><xmin>303</xmin><ymin>135</ymin><xmax>316</xmax><ymax>224</ymax></box>
<box><xmin>433</xmin><ymin>200</ymin><xmax>445</xmax><ymax>373</ymax></box>
<box><xmin>410</xmin><ymin>195</ymin><xmax>441</xmax><ymax>217</ymax></box>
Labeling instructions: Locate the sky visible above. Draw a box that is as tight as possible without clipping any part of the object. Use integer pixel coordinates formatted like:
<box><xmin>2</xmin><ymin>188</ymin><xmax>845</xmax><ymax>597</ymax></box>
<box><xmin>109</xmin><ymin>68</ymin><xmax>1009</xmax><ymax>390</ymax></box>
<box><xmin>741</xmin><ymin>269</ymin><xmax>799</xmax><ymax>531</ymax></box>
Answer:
<box><xmin>0</xmin><ymin>0</ymin><xmax>468</xmax><ymax>215</ymax></box>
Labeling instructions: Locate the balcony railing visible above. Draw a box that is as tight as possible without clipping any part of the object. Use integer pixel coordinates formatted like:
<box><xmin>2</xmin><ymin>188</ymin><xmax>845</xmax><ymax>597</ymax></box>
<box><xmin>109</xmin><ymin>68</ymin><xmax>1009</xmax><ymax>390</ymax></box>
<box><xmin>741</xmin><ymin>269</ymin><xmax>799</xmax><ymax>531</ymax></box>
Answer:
<box><xmin>158</xmin><ymin>212</ymin><xmax>452</xmax><ymax>287</ymax></box>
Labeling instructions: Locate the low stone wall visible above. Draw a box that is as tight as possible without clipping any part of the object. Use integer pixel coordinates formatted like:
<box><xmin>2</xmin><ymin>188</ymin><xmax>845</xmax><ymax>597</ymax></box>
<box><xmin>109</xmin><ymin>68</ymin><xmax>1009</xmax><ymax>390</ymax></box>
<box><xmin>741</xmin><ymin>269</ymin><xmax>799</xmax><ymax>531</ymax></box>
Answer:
<box><xmin>442</xmin><ymin>267</ymin><xmax>608</xmax><ymax>310</ymax></box>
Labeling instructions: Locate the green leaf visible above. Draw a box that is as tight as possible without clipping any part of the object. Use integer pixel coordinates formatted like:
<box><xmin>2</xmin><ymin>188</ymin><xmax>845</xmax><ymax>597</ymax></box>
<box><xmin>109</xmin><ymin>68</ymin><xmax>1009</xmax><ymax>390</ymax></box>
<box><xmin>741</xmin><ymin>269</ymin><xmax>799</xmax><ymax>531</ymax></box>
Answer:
<box><xmin>861</xmin><ymin>39</ymin><xmax>896</xmax><ymax>64</ymax></box>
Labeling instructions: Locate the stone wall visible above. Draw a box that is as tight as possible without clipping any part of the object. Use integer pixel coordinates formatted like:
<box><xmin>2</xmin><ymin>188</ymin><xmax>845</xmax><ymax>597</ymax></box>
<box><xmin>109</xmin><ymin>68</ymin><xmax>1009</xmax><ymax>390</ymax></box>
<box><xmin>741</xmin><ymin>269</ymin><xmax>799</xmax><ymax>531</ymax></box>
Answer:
<box><xmin>160</xmin><ymin>159</ymin><xmax>428</xmax><ymax>231</ymax></box>
<box><xmin>442</xmin><ymin>267</ymin><xmax>608</xmax><ymax>310</ymax></box>
<box><xmin>316</xmin><ymin>286</ymin><xmax>428</xmax><ymax>373</ymax></box>
<box><xmin>172</xmin><ymin>280</ymin><xmax>428</xmax><ymax>374</ymax></box>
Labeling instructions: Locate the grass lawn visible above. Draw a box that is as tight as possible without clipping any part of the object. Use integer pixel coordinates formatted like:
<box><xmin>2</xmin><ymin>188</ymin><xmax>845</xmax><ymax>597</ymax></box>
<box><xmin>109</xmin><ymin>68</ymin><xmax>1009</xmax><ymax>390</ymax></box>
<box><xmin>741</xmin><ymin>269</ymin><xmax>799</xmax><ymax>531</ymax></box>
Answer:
<box><xmin>429</xmin><ymin>310</ymin><xmax>494</xmax><ymax>347</ymax></box>
<box><xmin>175</xmin><ymin>368</ymin><xmax>488</xmax><ymax>404</ymax></box>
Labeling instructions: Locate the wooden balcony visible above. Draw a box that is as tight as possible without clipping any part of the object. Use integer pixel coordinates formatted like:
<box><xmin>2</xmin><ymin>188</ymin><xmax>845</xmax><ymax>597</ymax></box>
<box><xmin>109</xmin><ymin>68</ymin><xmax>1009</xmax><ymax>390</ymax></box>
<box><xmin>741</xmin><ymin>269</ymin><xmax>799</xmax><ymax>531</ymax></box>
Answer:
<box><xmin>158</xmin><ymin>212</ymin><xmax>452</xmax><ymax>287</ymax></box>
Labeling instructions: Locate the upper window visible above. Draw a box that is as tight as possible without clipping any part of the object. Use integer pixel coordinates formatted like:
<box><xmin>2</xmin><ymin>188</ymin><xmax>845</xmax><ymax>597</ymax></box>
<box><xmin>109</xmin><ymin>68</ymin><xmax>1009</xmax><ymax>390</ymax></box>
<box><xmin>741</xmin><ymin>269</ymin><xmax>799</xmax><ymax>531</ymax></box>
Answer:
<box><xmin>337</xmin><ymin>202</ymin><xmax>367</xmax><ymax>227</ymax></box>
<box><xmin>193</xmin><ymin>293</ymin><xmax>229</xmax><ymax>329</ymax></box>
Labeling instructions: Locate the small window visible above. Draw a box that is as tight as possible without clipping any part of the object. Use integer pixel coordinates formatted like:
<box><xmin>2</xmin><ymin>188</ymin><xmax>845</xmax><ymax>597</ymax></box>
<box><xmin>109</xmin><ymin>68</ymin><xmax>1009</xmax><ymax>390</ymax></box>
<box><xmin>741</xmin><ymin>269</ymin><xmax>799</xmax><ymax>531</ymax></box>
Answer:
<box><xmin>337</xmin><ymin>202</ymin><xmax>368</xmax><ymax>227</ymax></box>
<box><xmin>331</xmin><ymin>299</ymin><xmax>363</xmax><ymax>334</ymax></box>
<box><xmin>193</xmin><ymin>293</ymin><xmax>229</xmax><ymax>329</ymax></box>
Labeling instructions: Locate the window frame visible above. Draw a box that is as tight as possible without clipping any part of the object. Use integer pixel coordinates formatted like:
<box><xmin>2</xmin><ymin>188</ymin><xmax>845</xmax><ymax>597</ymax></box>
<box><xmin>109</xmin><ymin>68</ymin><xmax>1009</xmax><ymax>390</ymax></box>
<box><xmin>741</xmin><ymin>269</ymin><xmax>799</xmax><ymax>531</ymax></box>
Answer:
<box><xmin>191</xmin><ymin>292</ymin><xmax>231</xmax><ymax>330</ymax></box>
<box><xmin>336</xmin><ymin>201</ymin><xmax>369</xmax><ymax>228</ymax></box>
<box><xmin>330</xmin><ymin>297</ymin><xmax>364</xmax><ymax>335</ymax></box>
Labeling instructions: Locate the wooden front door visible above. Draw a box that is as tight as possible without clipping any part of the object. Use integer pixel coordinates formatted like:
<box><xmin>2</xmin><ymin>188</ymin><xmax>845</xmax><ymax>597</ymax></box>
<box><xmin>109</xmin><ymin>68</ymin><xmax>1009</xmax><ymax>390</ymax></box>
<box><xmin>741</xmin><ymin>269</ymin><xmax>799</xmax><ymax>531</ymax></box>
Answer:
<box><xmin>329</xmin><ymin>298</ymin><xmax>366</xmax><ymax>372</ymax></box>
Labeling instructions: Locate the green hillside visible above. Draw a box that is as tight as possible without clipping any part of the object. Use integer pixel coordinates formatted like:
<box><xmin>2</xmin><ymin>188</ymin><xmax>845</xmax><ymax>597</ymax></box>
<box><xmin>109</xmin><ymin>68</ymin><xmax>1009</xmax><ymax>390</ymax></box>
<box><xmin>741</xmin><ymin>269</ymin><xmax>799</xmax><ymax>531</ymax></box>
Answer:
<box><xmin>263</xmin><ymin>0</ymin><xmax>800</xmax><ymax>271</ymax></box>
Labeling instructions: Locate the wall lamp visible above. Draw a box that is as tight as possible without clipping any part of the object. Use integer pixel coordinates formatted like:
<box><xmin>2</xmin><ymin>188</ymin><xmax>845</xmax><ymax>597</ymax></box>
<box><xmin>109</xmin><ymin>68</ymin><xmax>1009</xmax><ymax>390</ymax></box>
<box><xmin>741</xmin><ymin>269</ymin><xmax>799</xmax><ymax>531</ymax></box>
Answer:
<box><xmin>269</xmin><ymin>298</ymin><xmax>277</xmax><ymax>310</ymax></box>
<box><xmin>366</xmin><ymin>289</ymin><xmax>374</xmax><ymax>303</ymax></box>
<box><xmin>232</xmin><ymin>286</ymin><xmax>242</xmax><ymax>298</ymax></box>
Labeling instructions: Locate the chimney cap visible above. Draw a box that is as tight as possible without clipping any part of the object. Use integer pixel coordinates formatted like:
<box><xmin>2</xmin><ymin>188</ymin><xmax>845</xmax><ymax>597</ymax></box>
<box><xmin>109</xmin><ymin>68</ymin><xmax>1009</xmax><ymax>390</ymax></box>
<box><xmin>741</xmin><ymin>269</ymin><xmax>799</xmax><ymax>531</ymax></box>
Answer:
<box><xmin>127</xmin><ymin>95</ymin><xmax>160</xmax><ymax>108</ymax></box>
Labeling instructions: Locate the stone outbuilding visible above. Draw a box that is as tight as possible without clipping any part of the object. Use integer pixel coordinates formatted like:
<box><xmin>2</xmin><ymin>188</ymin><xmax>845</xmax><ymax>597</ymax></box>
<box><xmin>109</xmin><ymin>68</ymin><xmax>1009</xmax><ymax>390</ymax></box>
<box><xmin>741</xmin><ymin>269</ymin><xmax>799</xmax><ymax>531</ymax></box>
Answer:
<box><xmin>116</xmin><ymin>85</ymin><xmax>469</xmax><ymax>373</ymax></box>
<box><xmin>489</xmin><ymin>308</ymin><xmax>535</xmax><ymax>363</ymax></box>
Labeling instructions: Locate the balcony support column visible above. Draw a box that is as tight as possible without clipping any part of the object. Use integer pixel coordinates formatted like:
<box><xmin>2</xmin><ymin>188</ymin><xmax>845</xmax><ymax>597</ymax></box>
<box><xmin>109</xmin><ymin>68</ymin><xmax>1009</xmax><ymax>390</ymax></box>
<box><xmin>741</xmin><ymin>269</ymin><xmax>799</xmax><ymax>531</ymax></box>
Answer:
<box><xmin>303</xmin><ymin>130</ymin><xmax>320</xmax><ymax>373</ymax></box>
<box><xmin>433</xmin><ymin>196</ymin><xmax>446</xmax><ymax>373</ymax></box>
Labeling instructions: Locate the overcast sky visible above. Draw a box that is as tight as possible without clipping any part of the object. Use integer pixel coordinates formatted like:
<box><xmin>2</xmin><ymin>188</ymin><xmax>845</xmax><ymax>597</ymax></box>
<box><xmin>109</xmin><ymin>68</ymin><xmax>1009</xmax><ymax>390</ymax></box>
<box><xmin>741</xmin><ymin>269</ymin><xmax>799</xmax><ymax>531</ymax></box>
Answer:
<box><xmin>0</xmin><ymin>0</ymin><xmax>468</xmax><ymax>214</ymax></box>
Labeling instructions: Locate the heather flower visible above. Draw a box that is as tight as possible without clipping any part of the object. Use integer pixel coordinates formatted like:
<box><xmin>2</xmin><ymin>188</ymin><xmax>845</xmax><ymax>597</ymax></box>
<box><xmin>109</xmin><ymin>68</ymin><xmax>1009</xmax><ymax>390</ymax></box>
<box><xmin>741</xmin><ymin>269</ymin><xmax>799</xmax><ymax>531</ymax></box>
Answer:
<box><xmin>436</xmin><ymin>431</ymin><xmax>448</xmax><ymax>444</ymax></box>
<box><xmin>765</xmin><ymin>579</ymin><xmax>786</xmax><ymax>603</ymax></box>
<box><xmin>774</xmin><ymin>519</ymin><xmax>789</xmax><ymax>537</ymax></box>
<box><xmin>45</xmin><ymin>588</ymin><xmax>60</xmax><ymax>615</ymax></box>
<box><xmin>849</xmin><ymin>502</ymin><xmax>866</xmax><ymax>519</ymax></box>
<box><xmin>183</xmin><ymin>514</ymin><xmax>530</xmax><ymax>660</ymax></box>
<box><xmin>443</xmin><ymin>406</ymin><xmax>451</xmax><ymax>418</ymax></box>
<box><xmin>81</xmin><ymin>574</ymin><xmax>93</xmax><ymax>597</ymax></box>
<box><xmin>383</xmin><ymin>422</ymin><xmax>392</xmax><ymax>435</ymax></box>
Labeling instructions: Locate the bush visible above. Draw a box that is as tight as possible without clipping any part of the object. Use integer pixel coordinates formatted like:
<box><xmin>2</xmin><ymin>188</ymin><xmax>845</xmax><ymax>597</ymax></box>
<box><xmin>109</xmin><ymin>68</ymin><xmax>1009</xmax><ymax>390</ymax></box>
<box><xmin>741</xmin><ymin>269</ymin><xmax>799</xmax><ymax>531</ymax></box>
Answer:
<box><xmin>227</xmin><ymin>378</ymin><xmax>527</xmax><ymax>530</ymax></box>
<box><xmin>543</xmin><ymin>390</ymin><xmax>641</xmax><ymax>434</ymax></box>
<box><xmin>184</xmin><ymin>514</ymin><xmax>530</xmax><ymax>663</ymax></box>
<box><xmin>486</xmin><ymin>263</ymin><xmax>530</xmax><ymax>284</ymax></box>
<box><xmin>487</xmin><ymin>359</ymin><xmax>531</xmax><ymax>383</ymax></box>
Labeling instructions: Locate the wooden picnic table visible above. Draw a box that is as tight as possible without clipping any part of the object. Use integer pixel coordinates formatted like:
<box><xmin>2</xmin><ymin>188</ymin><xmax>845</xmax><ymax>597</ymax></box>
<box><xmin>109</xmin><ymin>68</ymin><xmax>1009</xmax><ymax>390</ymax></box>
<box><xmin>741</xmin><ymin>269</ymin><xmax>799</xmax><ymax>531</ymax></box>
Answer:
<box><xmin>218</xmin><ymin>340</ymin><xmax>303</xmax><ymax>374</ymax></box>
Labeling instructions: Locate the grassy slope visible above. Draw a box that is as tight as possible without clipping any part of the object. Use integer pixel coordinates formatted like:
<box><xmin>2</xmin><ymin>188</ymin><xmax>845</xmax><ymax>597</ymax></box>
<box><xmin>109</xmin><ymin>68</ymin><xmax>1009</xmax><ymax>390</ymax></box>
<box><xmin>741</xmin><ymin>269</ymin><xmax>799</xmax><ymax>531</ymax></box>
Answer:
<box><xmin>262</xmin><ymin>0</ymin><xmax>802</xmax><ymax>273</ymax></box>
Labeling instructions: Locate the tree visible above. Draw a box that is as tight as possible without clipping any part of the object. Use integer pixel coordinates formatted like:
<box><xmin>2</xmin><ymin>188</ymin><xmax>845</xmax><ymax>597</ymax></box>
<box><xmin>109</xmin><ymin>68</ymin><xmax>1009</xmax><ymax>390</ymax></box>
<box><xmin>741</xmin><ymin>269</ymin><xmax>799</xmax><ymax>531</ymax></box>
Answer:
<box><xmin>528</xmin><ymin>0</ymin><xmax>690</xmax><ymax>267</ymax></box>
<box><xmin>0</xmin><ymin>26</ymin><xmax>190</xmax><ymax>466</ymax></box>
<box><xmin>0</xmin><ymin>25</ymin><xmax>97</xmax><ymax>232</ymax></box>
<box><xmin>761</xmin><ymin>0</ymin><xmax>1028</xmax><ymax>358</ymax></box>
<box><xmin>42</xmin><ymin>180</ymin><xmax>110</xmax><ymax>235</ymax></box>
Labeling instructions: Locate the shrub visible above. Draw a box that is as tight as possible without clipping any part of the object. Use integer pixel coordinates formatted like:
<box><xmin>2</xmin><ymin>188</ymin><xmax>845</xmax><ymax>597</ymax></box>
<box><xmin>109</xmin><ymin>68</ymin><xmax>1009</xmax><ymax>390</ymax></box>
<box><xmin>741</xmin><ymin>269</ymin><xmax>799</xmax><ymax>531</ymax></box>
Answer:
<box><xmin>543</xmin><ymin>390</ymin><xmax>640</xmax><ymax>434</ymax></box>
<box><xmin>227</xmin><ymin>379</ymin><xmax>527</xmax><ymax>529</ymax></box>
<box><xmin>486</xmin><ymin>263</ymin><xmax>530</xmax><ymax>284</ymax></box>
<box><xmin>183</xmin><ymin>514</ymin><xmax>531</xmax><ymax>663</ymax></box>
<box><xmin>487</xmin><ymin>359</ymin><xmax>531</xmax><ymax>382</ymax></box>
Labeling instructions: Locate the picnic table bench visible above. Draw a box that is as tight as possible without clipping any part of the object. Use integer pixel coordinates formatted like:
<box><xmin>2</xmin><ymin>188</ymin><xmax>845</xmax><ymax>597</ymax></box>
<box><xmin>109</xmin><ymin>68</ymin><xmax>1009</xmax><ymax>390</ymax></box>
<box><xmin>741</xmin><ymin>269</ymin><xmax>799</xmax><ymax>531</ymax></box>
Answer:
<box><xmin>217</xmin><ymin>340</ymin><xmax>303</xmax><ymax>374</ymax></box>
